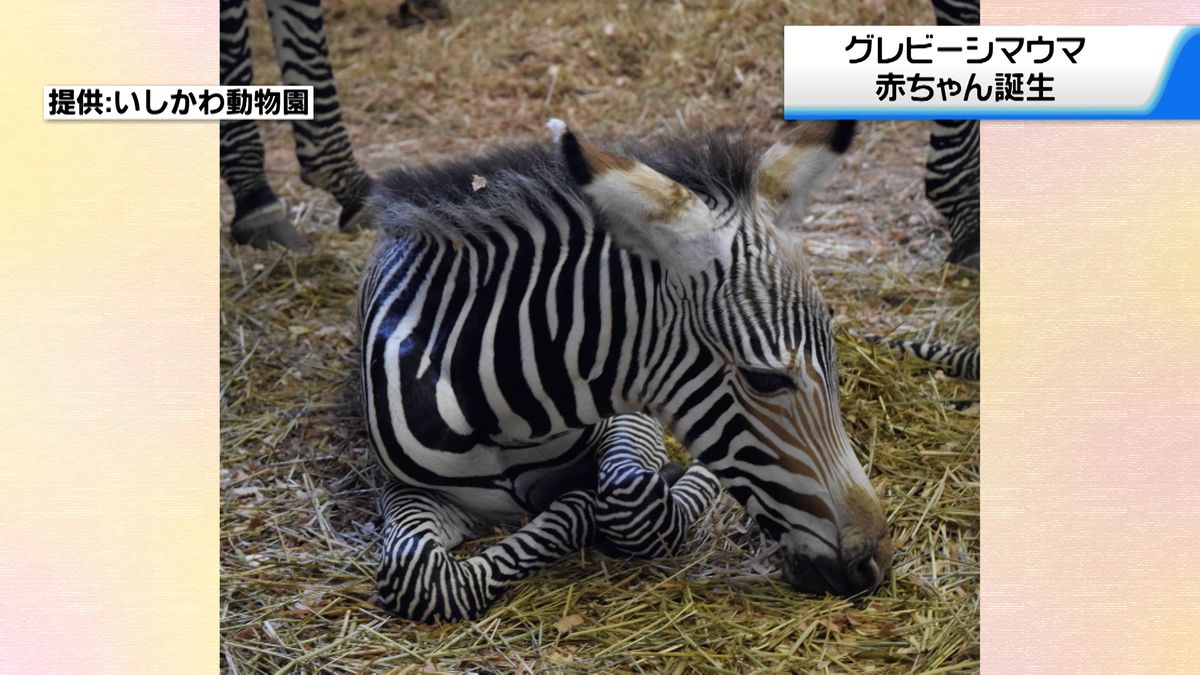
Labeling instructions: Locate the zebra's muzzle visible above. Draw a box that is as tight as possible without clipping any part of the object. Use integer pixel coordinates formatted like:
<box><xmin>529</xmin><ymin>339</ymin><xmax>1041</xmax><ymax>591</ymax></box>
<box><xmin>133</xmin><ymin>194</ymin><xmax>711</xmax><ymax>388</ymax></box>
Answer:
<box><xmin>781</xmin><ymin>534</ymin><xmax>893</xmax><ymax>597</ymax></box>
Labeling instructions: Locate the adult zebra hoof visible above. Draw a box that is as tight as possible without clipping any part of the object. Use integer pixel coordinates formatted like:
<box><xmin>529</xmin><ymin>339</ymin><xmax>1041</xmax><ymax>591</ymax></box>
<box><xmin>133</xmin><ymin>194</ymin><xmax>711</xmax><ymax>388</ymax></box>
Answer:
<box><xmin>390</xmin><ymin>0</ymin><xmax>451</xmax><ymax>29</ymax></box>
<box><xmin>338</xmin><ymin>177</ymin><xmax>377</xmax><ymax>233</ymax></box>
<box><xmin>951</xmin><ymin>252</ymin><xmax>980</xmax><ymax>270</ymax></box>
<box><xmin>230</xmin><ymin>201</ymin><xmax>307</xmax><ymax>251</ymax></box>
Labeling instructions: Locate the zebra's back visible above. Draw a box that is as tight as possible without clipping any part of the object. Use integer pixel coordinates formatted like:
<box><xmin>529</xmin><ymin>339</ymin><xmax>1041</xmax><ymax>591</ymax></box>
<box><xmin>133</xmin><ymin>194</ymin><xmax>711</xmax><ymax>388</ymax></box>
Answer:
<box><xmin>359</xmin><ymin>144</ymin><xmax>630</xmax><ymax>519</ymax></box>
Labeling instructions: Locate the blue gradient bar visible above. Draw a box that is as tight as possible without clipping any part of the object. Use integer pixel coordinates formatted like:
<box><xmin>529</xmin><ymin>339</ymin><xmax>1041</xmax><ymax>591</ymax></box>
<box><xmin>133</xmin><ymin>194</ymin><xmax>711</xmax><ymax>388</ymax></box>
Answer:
<box><xmin>785</xmin><ymin>27</ymin><xmax>1200</xmax><ymax>120</ymax></box>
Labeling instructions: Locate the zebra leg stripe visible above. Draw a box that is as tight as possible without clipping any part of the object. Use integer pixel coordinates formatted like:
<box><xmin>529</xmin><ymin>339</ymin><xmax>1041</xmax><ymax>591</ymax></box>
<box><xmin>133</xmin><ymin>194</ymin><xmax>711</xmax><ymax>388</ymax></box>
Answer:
<box><xmin>926</xmin><ymin>119</ymin><xmax>979</xmax><ymax>268</ymax></box>
<box><xmin>932</xmin><ymin>0</ymin><xmax>979</xmax><ymax>26</ymax></box>
<box><xmin>926</xmin><ymin>0</ymin><xmax>980</xmax><ymax>269</ymax></box>
<box><xmin>264</xmin><ymin>0</ymin><xmax>373</xmax><ymax>230</ymax></box>
<box><xmin>220</xmin><ymin>0</ymin><xmax>306</xmax><ymax>249</ymax></box>
<box><xmin>885</xmin><ymin>338</ymin><xmax>980</xmax><ymax>381</ymax></box>
<box><xmin>219</xmin><ymin>0</ymin><xmax>274</xmax><ymax>209</ymax></box>
<box><xmin>377</xmin><ymin>482</ymin><xmax>598</xmax><ymax>622</ymax></box>
<box><xmin>595</xmin><ymin>414</ymin><xmax>721</xmax><ymax>558</ymax></box>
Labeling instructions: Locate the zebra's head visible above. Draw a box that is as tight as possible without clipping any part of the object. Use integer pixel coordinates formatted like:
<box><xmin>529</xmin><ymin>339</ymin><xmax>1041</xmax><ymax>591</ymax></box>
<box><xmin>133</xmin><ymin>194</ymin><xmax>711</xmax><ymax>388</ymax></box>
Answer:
<box><xmin>558</xmin><ymin>120</ymin><xmax>892</xmax><ymax>597</ymax></box>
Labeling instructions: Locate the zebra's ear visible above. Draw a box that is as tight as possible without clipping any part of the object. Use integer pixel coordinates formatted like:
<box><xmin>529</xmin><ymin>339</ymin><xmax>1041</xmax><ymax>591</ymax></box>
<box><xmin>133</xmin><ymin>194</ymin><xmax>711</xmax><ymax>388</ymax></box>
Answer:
<box><xmin>757</xmin><ymin>120</ymin><xmax>856</xmax><ymax>226</ymax></box>
<box><xmin>551</xmin><ymin>120</ymin><xmax>728</xmax><ymax>274</ymax></box>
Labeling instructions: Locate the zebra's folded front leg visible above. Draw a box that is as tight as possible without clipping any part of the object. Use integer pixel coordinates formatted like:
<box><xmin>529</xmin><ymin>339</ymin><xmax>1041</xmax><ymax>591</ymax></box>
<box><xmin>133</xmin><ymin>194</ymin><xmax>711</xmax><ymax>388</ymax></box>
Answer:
<box><xmin>376</xmin><ymin>482</ymin><xmax>597</xmax><ymax>622</ymax></box>
<box><xmin>595</xmin><ymin>414</ymin><xmax>722</xmax><ymax>559</ymax></box>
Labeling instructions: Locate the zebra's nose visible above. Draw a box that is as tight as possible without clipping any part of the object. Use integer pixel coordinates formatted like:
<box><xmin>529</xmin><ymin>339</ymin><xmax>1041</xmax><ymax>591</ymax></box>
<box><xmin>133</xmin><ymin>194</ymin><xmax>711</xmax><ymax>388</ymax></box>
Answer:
<box><xmin>841</xmin><ymin>536</ymin><xmax>891</xmax><ymax>594</ymax></box>
<box><xmin>782</xmin><ymin>535</ymin><xmax>892</xmax><ymax>597</ymax></box>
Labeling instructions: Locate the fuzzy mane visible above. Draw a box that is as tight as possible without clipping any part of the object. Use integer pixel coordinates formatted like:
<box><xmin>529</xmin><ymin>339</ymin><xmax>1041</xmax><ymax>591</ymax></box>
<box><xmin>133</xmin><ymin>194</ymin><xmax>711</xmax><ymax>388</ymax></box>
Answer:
<box><xmin>369</xmin><ymin>128</ymin><xmax>766</xmax><ymax>240</ymax></box>
<box><xmin>616</xmin><ymin>128</ymin><xmax>762</xmax><ymax>208</ymax></box>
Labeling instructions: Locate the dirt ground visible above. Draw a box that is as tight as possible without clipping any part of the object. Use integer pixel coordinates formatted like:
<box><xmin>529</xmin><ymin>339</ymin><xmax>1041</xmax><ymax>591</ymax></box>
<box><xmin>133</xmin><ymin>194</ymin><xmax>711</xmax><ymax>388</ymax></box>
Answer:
<box><xmin>220</xmin><ymin>1</ymin><xmax>979</xmax><ymax>672</ymax></box>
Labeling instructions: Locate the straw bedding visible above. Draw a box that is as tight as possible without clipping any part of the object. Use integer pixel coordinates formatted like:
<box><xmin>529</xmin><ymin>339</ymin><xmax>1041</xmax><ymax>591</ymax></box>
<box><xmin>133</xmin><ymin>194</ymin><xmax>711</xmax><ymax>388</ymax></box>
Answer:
<box><xmin>221</xmin><ymin>1</ymin><xmax>979</xmax><ymax>671</ymax></box>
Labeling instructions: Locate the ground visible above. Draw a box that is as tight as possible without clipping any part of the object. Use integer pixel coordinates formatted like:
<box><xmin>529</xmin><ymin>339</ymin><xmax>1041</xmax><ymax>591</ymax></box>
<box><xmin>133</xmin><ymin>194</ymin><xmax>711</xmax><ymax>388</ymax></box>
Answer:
<box><xmin>220</xmin><ymin>1</ymin><xmax>979</xmax><ymax>672</ymax></box>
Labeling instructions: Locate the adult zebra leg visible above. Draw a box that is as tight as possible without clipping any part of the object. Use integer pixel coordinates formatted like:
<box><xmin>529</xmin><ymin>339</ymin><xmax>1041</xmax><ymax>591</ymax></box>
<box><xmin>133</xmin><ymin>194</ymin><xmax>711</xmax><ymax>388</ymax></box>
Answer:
<box><xmin>927</xmin><ymin>0</ymin><xmax>980</xmax><ymax>269</ymax></box>
<box><xmin>594</xmin><ymin>414</ymin><xmax>722</xmax><ymax>558</ymax></box>
<box><xmin>377</xmin><ymin>482</ymin><xmax>598</xmax><ymax>622</ymax></box>
<box><xmin>264</xmin><ymin>0</ymin><xmax>375</xmax><ymax>232</ymax></box>
<box><xmin>219</xmin><ymin>0</ymin><xmax>307</xmax><ymax>250</ymax></box>
<box><xmin>925</xmin><ymin>119</ymin><xmax>979</xmax><ymax>269</ymax></box>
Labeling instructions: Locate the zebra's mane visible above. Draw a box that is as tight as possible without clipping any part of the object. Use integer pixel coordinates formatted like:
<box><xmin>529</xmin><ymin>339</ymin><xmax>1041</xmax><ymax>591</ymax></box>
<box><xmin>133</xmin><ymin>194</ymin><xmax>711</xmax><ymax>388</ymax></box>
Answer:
<box><xmin>370</xmin><ymin>128</ymin><xmax>765</xmax><ymax>241</ymax></box>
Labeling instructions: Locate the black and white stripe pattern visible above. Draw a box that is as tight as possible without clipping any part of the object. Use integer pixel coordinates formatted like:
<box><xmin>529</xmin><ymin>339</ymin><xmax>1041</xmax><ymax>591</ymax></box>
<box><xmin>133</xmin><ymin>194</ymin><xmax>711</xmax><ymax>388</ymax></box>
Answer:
<box><xmin>926</xmin><ymin>0</ymin><xmax>980</xmax><ymax>269</ymax></box>
<box><xmin>874</xmin><ymin>0</ymin><xmax>983</xmax><ymax>382</ymax></box>
<box><xmin>594</xmin><ymin>416</ymin><xmax>720</xmax><ymax>559</ymax></box>
<box><xmin>360</xmin><ymin>121</ymin><xmax>892</xmax><ymax>622</ymax></box>
<box><xmin>926</xmin><ymin>118</ymin><xmax>979</xmax><ymax>268</ymax></box>
<box><xmin>220</xmin><ymin>0</ymin><xmax>372</xmax><ymax>248</ymax></box>
<box><xmin>378</xmin><ymin>484</ymin><xmax>598</xmax><ymax>622</ymax></box>
<box><xmin>880</xmin><ymin>337</ymin><xmax>980</xmax><ymax>381</ymax></box>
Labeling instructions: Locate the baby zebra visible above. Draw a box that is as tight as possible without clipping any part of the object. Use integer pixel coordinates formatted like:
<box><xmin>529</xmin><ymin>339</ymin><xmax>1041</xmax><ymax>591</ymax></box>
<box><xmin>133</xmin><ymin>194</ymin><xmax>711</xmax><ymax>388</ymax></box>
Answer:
<box><xmin>358</xmin><ymin>119</ymin><xmax>893</xmax><ymax>622</ymax></box>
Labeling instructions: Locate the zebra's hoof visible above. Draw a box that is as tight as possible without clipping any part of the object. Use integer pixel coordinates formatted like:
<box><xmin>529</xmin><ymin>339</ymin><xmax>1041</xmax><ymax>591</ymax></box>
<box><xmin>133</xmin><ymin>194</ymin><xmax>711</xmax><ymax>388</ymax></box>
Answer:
<box><xmin>946</xmin><ymin>248</ymin><xmax>979</xmax><ymax>270</ymax></box>
<box><xmin>230</xmin><ymin>202</ymin><xmax>307</xmax><ymax>250</ymax></box>
<box><xmin>526</xmin><ymin>458</ymin><xmax>599</xmax><ymax>512</ymax></box>
<box><xmin>659</xmin><ymin>462</ymin><xmax>687</xmax><ymax>486</ymax></box>
<box><xmin>338</xmin><ymin>177</ymin><xmax>377</xmax><ymax>233</ymax></box>
<box><xmin>338</xmin><ymin>199</ymin><xmax>373</xmax><ymax>233</ymax></box>
<box><xmin>390</xmin><ymin>0</ymin><xmax>451</xmax><ymax>29</ymax></box>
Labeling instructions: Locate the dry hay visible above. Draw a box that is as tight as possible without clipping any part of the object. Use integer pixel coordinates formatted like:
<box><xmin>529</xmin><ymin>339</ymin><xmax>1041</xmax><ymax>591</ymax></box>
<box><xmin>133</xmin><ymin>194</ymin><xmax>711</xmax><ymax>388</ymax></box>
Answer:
<box><xmin>221</xmin><ymin>1</ymin><xmax>978</xmax><ymax>672</ymax></box>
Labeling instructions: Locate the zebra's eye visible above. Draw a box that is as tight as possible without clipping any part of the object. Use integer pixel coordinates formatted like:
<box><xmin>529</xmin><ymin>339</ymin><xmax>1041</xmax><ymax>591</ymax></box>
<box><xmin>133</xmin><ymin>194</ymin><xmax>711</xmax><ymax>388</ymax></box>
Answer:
<box><xmin>739</xmin><ymin>368</ymin><xmax>797</xmax><ymax>395</ymax></box>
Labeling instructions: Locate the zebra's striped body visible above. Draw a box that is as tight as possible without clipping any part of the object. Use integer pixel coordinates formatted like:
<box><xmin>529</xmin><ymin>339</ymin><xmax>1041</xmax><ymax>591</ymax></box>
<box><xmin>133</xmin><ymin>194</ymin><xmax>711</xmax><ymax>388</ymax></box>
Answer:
<box><xmin>220</xmin><ymin>0</ymin><xmax>373</xmax><ymax>249</ymax></box>
<box><xmin>926</xmin><ymin>0</ymin><xmax>980</xmax><ymax>269</ymax></box>
<box><xmin>360</xmin><ymin>121</ymin><xmax>892</xmax><ymax>621</ymax></box>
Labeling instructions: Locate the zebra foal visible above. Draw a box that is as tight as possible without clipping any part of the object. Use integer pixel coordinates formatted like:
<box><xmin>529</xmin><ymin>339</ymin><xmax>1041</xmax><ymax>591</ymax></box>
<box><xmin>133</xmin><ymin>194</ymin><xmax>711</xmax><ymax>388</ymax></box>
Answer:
<box><xmin>360</xmin><ymin>119</ymin><xmax>892</xmax><ymax>622</ymax></box>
